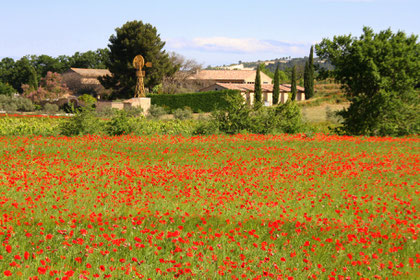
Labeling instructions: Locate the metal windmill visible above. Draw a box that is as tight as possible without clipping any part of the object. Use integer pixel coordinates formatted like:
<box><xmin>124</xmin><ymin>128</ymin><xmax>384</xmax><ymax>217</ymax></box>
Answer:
<box><xmin>133</xmin><ymin>55</ymin><xmax>152</xmax><ymax>98</ymax></box>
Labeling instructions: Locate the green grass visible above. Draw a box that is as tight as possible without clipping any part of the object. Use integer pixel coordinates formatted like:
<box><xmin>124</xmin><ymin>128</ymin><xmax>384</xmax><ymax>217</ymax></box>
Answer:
<box><xmin>0</xmin><ymin>134</ymin><xmax>418</xmax><ymax>279</ymax></box>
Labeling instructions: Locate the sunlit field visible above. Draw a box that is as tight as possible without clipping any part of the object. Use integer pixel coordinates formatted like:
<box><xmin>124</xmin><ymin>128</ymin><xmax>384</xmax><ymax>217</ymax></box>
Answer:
<box><xmin>0</xmin><ymin>134</ymin><xmax>418</xmax><ymax>279</ymax></box>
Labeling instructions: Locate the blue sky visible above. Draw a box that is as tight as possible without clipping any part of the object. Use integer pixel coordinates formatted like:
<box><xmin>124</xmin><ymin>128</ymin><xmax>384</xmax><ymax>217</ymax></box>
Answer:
<box><xmin>1</xmin><ymin>0</ymin><xmax>419</xmax><ymax>66</ymax></box>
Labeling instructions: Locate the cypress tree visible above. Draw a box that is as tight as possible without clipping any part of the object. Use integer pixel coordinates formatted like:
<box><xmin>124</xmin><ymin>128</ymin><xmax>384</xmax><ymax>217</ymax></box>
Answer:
<box><xmin>306</xmin><ymin>46</ymin><xmax>315</xmax><ymax>99</ymax></box>
<box><xmin>254</xmin><ymin>67</ymin><xmax>262</xmax><ymax>108</ymax></box>
<box><xmin>28</xmin><ymin>66</ymin><xmax>38</xmax><ymax>91</ymax></box>
<box><xmin>304</xmin><ymin>60</ymin><xmax>310</xmax><ymax>99</ymax></box>
<box><xmin>273</xmin><ymin>65</ymin><xmax>280</xmax><ymax>105</ymax></box>
<box><xmin>291</xmin><ymin>65</ymin><xmax>297</xmax><ymax>101</ymax></box>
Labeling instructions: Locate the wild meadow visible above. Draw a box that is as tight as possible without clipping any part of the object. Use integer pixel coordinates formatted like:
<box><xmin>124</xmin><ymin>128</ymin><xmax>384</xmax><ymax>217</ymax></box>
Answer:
<box><xmin>0</xmin><ymin>134</ymin><xmax>418</xmax><ymax>279</ymax></box>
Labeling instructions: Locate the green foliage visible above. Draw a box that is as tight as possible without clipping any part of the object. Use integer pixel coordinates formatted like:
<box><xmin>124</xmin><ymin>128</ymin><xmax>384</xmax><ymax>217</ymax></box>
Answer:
<box><xmin>248</xmin><ymin>107</ymin><xmax>280</xmax><ymax>134</ymax></box>
<box><xmin>338</xmin><ymin>90</ymin><xmax>420</xmax><ymax>136</ymax></box>
<box><xmin>193</xmin><ymin>120</ymin><xmax>219</xmax><ymax>135</ymax></box>
<box><xmin>258</xmin><ymin>63</ymin><xmax>274</xmax><ymax>79</ymax></box>
<box><xmin>307</xmin><ymin>46</ymin><xmax>315</xmax><ymax>98</ymax></box>
<box><xmin>291</xmin><ymin>66</ymin><xmax>297</xmax><ymax>101</ymax></box>
<box><xmin>254</xmin><ymin>67</ymin><xmax>262</xmax><ymax>108</ymax></box>
<box><xmin>106</xmin><ymin>110</ymin><xmax>135</xmax><ymax>136</ymax></box>
<box><xmin>304</xmin><ymin>61</ymin><xmax>310</xmax><ymax>98</ymax></box>
<box><xmin>0</xmin><ymin>116</ymin><xmax>61</xmax><ymax>136</ymax></box>
<box><xmin>43</xmin><ymin>103</ymin><xmax>59</xmax><ymax>114</ymax></box>
<box><xmin>124</xmin><ymin>106</ymin><xmax>143</xmax><ymax>117</ymax></box>
<box><xmin>78</xmin><ymin>94</ymin><xmax>97</xmax><ymax>107</ymax></box>
<box><xmin>304</xmin><ymin>47</ymin><xmax>315</xmax><ymax>99</ymax></box>
<box><xmin>133</xmin><ymin>119</ymin><xmax>197</xmax><ymax>136</ymax></box>
<box><xmin>278</xmin><ymin>70</ymin><xmax>288</xmax><ymax>83</ymax></box>
<box><xmin>0</xmin><ymin>82</ymin><xmax>15</xmax><ymax>96</ymax></box>
<box><xmin>212</xmin><ymin>92</ymin><xmax>303</xmax><ymax>135</ymax></box>
<box><xmin>0</xmin><ymin>57</ymin><xmax>37</xmax><ymax>93</ymax></box>
<box><xmin>273</xmin><ymin>65</ymin><xmax>280</xmax><ymax>105</ymax></box>
<box><xmin>275</xmin><ymin>100</ymin><xmax>304</xmax><ymax>134</ymax></box>
<box><xmin>60</xmin><ymin>107</ymin><xmax>103</xmax><ymax>136</ymax></box>
<box><xmin>28</xmin><ymin>66</ymin><xmax>38</xmax><ymax>91</ymax></box>
<box><xmin>149</xmin><ymin>90</ymin><xmax>239</xmax><ymax>113</ymax></box>
<box><xmin>173</xmin><ymin>107</ymin><xmax>193</xmax><ymax>120</ymax></box>
<box><xmin>212</xmin><ymin>93</ymin><xmax>253</xmax><ymax>134</ymax></box>
<box><xmin>0</xmin><ymin>95</ymin><xmax>35</xmax><ymax>112</ymax></box>
<box><xmin>100</xmin><ymin>20</ymin><xmax>178</xmax><ymax>99</ymax></box>
<box><xmin>69</xmin><ymin>49</ymin><xmax>110</xmax><ymax>69</ymax></box>
<box><xmin>147</xmin><ymin>105</ymin><xmax>167</xmax><ymax>119</ymax></box>
<box><xmin>316</xmin><ymin>27</ymin><xmax>420</xmax><ymax>136</ymax></box>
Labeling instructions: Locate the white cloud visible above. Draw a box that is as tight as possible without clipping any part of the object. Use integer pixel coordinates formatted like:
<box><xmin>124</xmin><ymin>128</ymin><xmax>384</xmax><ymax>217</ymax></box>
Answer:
<box><xmin>319</xmin><ymin>0</ymin><xmax>375</xmax><ymax>2</ymax></box>
<box><xmin>166</xmin><ymin>37</ymin><xmax>310</xmax><ymax>55</ymax></box>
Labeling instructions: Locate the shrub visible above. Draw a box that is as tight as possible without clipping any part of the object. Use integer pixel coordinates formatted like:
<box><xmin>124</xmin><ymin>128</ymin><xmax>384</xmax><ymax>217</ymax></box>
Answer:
<box><xmin>133</xmin><ymin>119</ymin><xmax>197</xmax><ymax>136</ymax></box>
<box><xmin>338</xmin><ymin>90</ymin><xmax>420</xmax><ymax>136</ymax></box>
<box><xmin>2</xmin><ymin>102</ymin><xmax>18</xmax><ymax>112</ymax></box>
<box><xmin>78</xmin><ymin>94</ymin><xmax>97</xmax><ymax>107</ymax></box>
<box><xmin>193</xmin><ymin>120</ymin><xmax>219</xmax><ymax>135</ymax></box>
<box><xmin>249</xmin><ymin>107</ymin><xmax>279</xmax><ymax>134</ymax></box>
<box><xmin>124</xmin><ymin>106</ymin><xmax>143</xmax><ymax>117</ymax></box>
<box><xmin>275</xmin><ymin>101</ymin><xmax>304</xmax><ymax>134</ymax></box>
<box><xmin>60</xmin><ymin>107</ymin><xmax>102</xmax><ymax>136</ymax></box>
<box><xmin>148</xmin><ymin>105</ymin><xmax>166</xmax><ymax>119</ymax></box>
<box><xmin>212</xmin><ymin>99</ymin><xmax>303</xmax><ymax>135</ymax></box>
<box><xmin>23</xmin><ymin>72</ymin><xmax>71</xmax><ymax>103</ymax></box>
<box><xmin>148</xmin><ymin>90</ymin><xmax>239</xmax><ymax>113</ymax></box>
<box><xmin>212</xmin><ymin>92</ymin><xmax>253</xmax><ymax>134</ymax></box>
<box><xmin>0</xmin><ymin>82</ymin><xmax>15</xmax><ymax>96</ymax></box>
<box><xmin>15</xmin><ymin>97</ymin><xmax>35</xmax><ymax>112</ymax></box>
<box><xmin>43</xmin><ymin>103</ymin><xmax>59</xmax><ymax>114</ymax></box>
<box><xmin>106</xmin><ymin>110</ymin><xmax>135</xmax><ymax>136</ymax></box>
<box><xmin>96</xmin><ymin>107</ymin><xmax>116</xmax><ymax>118</ymax></box>
<box><xmin>0</xmin><ymin>95</ymin><xmax>35</xmax><ymax>112</ymax></box>
<box><xmin>0</xmin><ymin>117</ymin><xmax>61</xmax><ymax>136</ymax></box>
<box><xmin>173</xmin><ymin>107</ymin><xmax>193</xmax><ymax>120</ymax></box>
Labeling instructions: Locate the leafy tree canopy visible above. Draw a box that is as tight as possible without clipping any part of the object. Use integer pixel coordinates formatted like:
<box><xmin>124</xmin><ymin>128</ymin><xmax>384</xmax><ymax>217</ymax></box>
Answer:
<box><xmin>316</xmin><ymin>27</ymin><xmax>420</xmax><ymax>97</ymax></box>
<box><xmin>0</xmin><ymin>49</ymin><xmax>110</xmax><ymax>93</ymax></box>
<box><xmin>316</xmin><ymin>27</ymin><xmax>420</xmax><ymax>136</ymax></box>
<box><xmin>100</xmin><ymin>20</ymin><xmax>177</xmax><ymax>99</ymax></box>
<box><xmin>0</xmin><ymin>82</ymin><xmax>16</xmax><ymax>96</ymax></box>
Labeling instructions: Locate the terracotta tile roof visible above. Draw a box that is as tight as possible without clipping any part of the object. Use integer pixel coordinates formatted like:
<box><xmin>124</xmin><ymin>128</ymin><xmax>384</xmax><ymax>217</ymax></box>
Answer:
<box><xmin>213</xmin><ymin>83</ymin><xmax>272</xmax><ymax>92</ymax></box>
<box><xmin>188</xmin><ymin>70</ymin><xmax>271</xmax><ymax>81</ymax></box>
<box><xmin>214</xmin><ymin>83</ymin><xmax>304</xmax><ymax>92</ymax></box>
<box><xmin>70</xmin><ymin>68</ymin><xmax>111</xmax><ymax>78</ymax></box>
<box><xmin>281</xmin><ymin>84</ymin><xmax>305</xmax><ymax>92</ymax></box>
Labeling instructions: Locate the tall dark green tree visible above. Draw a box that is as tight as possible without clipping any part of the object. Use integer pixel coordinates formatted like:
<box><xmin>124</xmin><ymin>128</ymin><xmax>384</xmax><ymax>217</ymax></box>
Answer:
<box><xmin>303</xmin><ymin>61</ymin><xmax>310</xmax><ymax>99</ymax></box>
<box><xmin>27</xmin><ymin>66</ymin><xmax>38</xmax><ymax>91</ymax></box>
<box><xmin>304</xmin><ymin>46</ymin><xmax>315</xmax><ymax>99</ymax></box>
<box><xmin>290</xmin><ymin>66</ymin><xmax>297</xmax><ymax>101</ymax></box>
<box><xmin>100</xmin><ymin>20</ymin><xmax>178</xmax><ymax>99</ymax></box>
<box><xmin>273</xmin><ymin>65</ymin><xmax>280</xmax><ymax>105</ymax></box>
<box><xmin>316</xmin><ymin>27</ymin><xmax>420</xmax><ymax>136</ymax></box>
<box><xmin>254</xmin><ymin>67</ymin><xmax>262</xmax><ymax>108</ymax></box>
<box><xmin>0</xmin><ymin>58</ymin><xmax>15</xmax><ymax>86</ymax></box>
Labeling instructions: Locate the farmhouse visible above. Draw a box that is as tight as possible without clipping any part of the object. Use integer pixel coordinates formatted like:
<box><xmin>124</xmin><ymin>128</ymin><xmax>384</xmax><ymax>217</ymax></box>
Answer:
<box><xmin>200</xmin><ymin>83</ymin><xmax>305</xmax><ymax>106</ymax></box>
<box><xmin>188</xmin><ymin>70</ymin><xmax>272</xmax><ymax>85</ymax></box>
<box><xmin>62</xmin><ymin>68</ymin><xmax>111</xmax><ymax>97</ymax></box>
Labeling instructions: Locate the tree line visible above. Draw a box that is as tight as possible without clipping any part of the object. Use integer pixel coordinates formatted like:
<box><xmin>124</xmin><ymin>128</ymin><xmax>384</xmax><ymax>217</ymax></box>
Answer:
<box><xmin>0</xmin><ymin>49</ymin><xmax>110</xmax><ymax>94</ymax></box>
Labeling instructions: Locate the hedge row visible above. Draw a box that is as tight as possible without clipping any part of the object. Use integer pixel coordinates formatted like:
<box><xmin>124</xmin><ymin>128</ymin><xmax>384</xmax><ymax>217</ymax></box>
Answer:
<box><xmin>148</xmin><ymin>90</ymin><xmax>240</xmax><ymax>113</ymax></box>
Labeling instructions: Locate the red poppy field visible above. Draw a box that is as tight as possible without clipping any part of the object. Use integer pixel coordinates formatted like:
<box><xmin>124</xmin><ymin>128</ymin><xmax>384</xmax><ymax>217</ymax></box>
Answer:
<box><xmin>0</xmin><ymin>134</ymin><xmax>418</xmax><ymax>279</ymax></box>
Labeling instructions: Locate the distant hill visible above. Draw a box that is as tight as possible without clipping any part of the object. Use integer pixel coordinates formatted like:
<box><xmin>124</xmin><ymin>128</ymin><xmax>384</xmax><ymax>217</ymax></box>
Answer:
<box><xmin>210</xmin><ymin>57</ymin><xmax>334</xmax><ymax>74</ymax></box>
